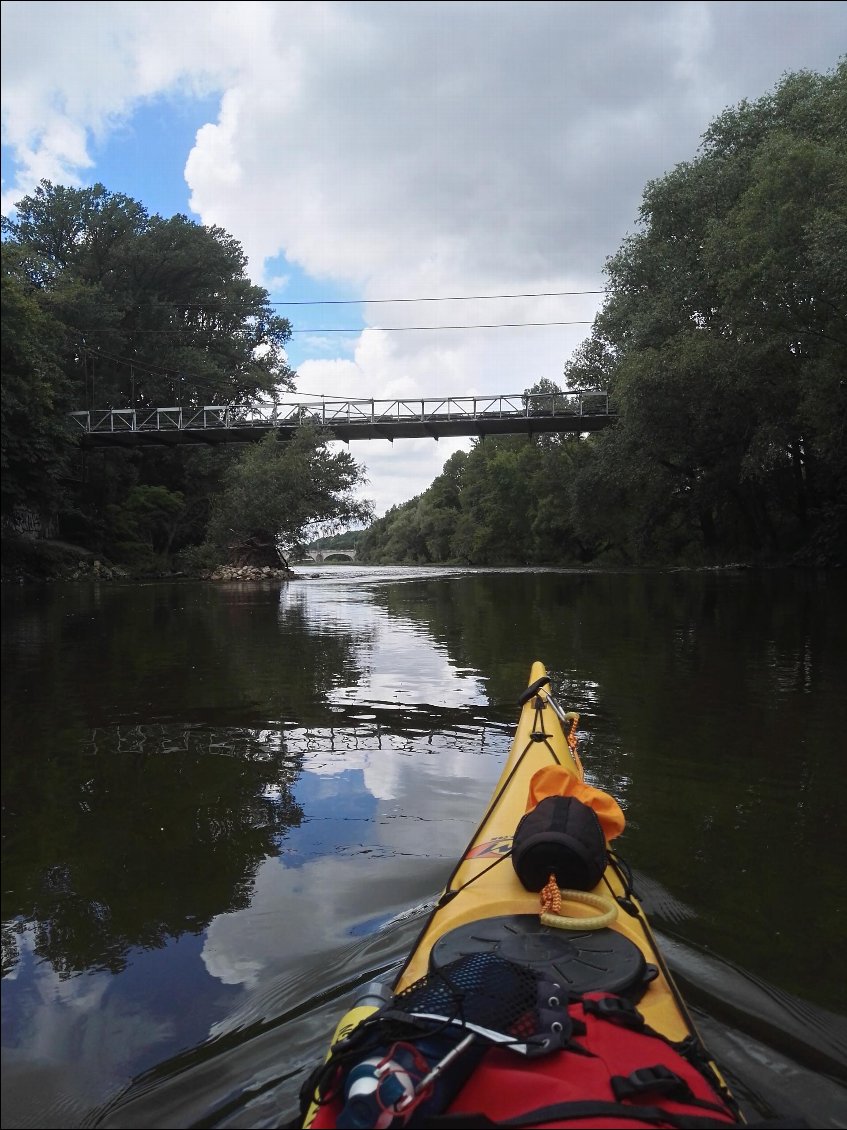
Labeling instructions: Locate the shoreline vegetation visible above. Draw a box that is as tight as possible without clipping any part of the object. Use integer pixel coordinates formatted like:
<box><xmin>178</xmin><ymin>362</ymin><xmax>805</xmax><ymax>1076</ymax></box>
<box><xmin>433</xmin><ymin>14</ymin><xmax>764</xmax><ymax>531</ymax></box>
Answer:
<box><xmin>2</xmin><ymin>532</ymin><xmax>836</xmax><ymax>588</ymax></box>
<box><xmin>0</xmin><ymin>535</ymin><xmax>295</xmax><ymax>585</ymax></box>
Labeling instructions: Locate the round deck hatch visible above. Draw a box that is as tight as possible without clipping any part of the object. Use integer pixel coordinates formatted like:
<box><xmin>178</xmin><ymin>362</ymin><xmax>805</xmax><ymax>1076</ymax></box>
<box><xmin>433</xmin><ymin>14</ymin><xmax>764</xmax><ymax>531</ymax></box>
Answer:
<box><xmin>430</xmin><ymin>915</ymin><xmax>652</xmax><ymax>998</ymax></box>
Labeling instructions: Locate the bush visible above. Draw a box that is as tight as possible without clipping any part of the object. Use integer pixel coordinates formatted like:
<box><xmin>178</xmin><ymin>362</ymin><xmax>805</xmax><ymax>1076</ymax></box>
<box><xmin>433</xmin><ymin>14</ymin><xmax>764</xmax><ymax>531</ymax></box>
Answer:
<box><xmin>174</xmin><ymin>543</ymin><xmax>222</xmax><ymax>574</ymax></box>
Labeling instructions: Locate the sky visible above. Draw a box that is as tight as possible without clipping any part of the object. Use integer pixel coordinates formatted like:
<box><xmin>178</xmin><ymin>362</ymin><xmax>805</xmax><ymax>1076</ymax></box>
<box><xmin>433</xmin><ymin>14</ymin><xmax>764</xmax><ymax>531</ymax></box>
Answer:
<box><xmin>2</xmin><ymin>1</ymin><xmax>845</xmax><ymax>518</ymax></box>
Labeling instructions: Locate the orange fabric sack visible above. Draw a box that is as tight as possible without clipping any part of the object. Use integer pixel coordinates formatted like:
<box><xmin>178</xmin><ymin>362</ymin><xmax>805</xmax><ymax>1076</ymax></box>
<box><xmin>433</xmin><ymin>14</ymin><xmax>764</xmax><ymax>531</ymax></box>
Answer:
<box><xmin>526</xmin><ymin>766</ymin><xmax>626</xmax><ymax>842</ymax></box>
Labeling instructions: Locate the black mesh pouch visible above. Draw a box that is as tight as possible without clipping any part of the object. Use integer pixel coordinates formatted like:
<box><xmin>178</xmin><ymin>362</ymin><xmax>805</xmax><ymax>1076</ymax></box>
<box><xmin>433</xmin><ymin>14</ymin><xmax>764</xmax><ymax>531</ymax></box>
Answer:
<box><xmin>511</xmin><ymin>795</ymin><xmax>607</xmax><ymax>892</ymax></box>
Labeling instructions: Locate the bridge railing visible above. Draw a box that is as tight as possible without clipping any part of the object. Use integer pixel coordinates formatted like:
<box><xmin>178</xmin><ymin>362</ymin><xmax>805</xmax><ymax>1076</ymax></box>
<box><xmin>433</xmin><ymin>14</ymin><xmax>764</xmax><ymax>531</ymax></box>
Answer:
<box><xmin>68</xmin><ymin>392</ymin><xmax>612</xmax><ymax>434</ymax></box>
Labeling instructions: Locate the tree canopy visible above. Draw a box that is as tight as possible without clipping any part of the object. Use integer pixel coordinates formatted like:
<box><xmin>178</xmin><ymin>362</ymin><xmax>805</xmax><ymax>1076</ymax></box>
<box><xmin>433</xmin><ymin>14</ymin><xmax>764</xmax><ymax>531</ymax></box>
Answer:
<box><xmin>1</xmin><ymin>261</ymin><xmax>75</xmax><ymax>515</ymax></box>
<box><xmin>565</xmin><ymin>62</ymin><xmax>846</xmax><ymax>563</ymax></box>
<box><xmin>357</xmin><ymin>406</ymin><xmax>591</xmax><ymax>566</ymax></box>
<box><xmin>2</xmin><ymin>181</ymin><xmax>295</xmax><ymax>410</ymax></box>
<box><xmin>206</xmin><ymin>428</ymin><xmax>374</xmax><ymax>567</ymax></box>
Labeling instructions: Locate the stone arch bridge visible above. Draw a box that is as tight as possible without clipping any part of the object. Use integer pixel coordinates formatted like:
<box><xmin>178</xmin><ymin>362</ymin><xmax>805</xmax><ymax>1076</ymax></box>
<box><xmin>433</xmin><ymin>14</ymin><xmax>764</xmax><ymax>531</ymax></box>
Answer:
<box><xmin>298</xmin><ymin>547</ymin><xmax>358</xmax><ymax>562</ymax></box>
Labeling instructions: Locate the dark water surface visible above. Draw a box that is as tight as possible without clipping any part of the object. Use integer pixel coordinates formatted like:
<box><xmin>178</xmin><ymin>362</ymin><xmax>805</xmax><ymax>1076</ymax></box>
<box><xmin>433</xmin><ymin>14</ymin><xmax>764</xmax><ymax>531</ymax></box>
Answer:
<box><xmin>2</xmin><ymin>566</ymin><xmax>846</xmax><ymax>1129</ymax></box>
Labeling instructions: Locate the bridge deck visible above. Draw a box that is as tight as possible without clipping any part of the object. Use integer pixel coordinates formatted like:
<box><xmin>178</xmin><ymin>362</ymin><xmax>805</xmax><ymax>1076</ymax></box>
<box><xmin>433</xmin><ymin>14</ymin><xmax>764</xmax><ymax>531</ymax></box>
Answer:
<box><xmin>69</xmin><ymin>393</ymin><xmax>615</xmax><ymax>448</ymax></box>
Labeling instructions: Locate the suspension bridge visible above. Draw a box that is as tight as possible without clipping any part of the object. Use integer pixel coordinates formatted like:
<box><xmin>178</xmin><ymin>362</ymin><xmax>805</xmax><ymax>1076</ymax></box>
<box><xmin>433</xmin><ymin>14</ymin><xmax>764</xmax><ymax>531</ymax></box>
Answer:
<box><xmin>68</xmin><ymin>392</ymin><xmax>615</xmax><ymax>448</ymax></box>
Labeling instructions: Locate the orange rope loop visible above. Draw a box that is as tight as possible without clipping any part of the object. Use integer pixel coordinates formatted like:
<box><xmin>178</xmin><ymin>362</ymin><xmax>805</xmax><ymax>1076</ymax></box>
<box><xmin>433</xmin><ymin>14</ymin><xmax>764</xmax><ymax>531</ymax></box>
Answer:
<box><xmin>540</xmin><ymin>873</ymin><xmax>562</xmax><ymax>917</ymax></box>
<box><xmin>564</xmin><ymin>710</ymin><xmax>583</xmax><ymax>774</ymax></box>
<box><xmin>566</xmin><ymin>712</ymin><xmax>580</xmax><ymax>753</ymax></box>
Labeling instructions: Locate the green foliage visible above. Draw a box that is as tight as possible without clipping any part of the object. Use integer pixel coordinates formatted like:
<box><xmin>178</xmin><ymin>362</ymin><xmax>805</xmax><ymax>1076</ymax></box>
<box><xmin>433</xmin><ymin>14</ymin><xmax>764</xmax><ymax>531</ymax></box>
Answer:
<box><xmin>564</xmin><ymin>61</ymin><xmax>847</xmax><ymax>564</ymax></box>
<box><xmin>1</xmin><ymin>256</ymin><xmax>76</xmax><ymax>515</ymax></box>
<box><xmin>358</xmin><ymin>408</ymin><xmax>591</xmax><ymax>566</ymax></box>
<box><xmin>206</xmin><ymin>427</ymin><xmax>374</xmax><ymax>566</ymax></box>
<box><xmin>2</xmin><ymin>182</ymin><xmax>296</xmax><ymax>409</ymax></box>
<box><xmin>174</xmin><ymin>541</ymin><xmax>223</xmax><ymax>573</ymax></box>
<box><xmin>0</xmin><ymin>535</ymin><xmax>91</xmax><ymax>581</ymax></box>
<box><xmin>307</xmin><ymin>529</ymin><xmax>366</xmax><ymax>550</ymax></box>
<box><xmin>105</xmin><ymin>484</ymin><xmax>186</xmax><ymax>566</ymax></box>
<box><xmin>0</xmin><ymin>181</ymin><xmax>307</xmax><ymax>562</ymax></box>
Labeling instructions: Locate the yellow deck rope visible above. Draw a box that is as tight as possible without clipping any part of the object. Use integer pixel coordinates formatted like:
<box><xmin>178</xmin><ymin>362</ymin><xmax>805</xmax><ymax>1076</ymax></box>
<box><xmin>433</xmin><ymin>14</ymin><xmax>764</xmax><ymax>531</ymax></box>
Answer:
<box><xmin>540</xmin><ymin>872</ymin><xmax>618</xmax><ymax>931</ymax></box>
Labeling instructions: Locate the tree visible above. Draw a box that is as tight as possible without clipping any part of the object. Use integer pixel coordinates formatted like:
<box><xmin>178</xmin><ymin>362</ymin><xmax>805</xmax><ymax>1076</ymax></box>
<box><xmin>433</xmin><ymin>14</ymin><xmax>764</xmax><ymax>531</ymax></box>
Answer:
<box><xmin>1</xmin><ymin>181</ymin><xmax>299</xmax><ymax>558</ymax></box>
<box><xmin>105</xmin><ymin>484</ymin><xmax>187</xmax><ymax>567</ymax></box>
<box><xmin>566</xmin><ymin>62</ymin><xmax>847</xmax><ymax>563</ymax></box>
<box><xmin>206</xmin><ymin>427</ymin><xmax>374</xmax><ymax>567</ymax></box>
<box><xmin>1</xmin><ymin>253</ymin><xmax>76</xmax><ymax>517</ymax></box>
<box><xmin>2</xmin><ymin>181</ymin><xmax>296</xmax><ymax>410</ymax></box>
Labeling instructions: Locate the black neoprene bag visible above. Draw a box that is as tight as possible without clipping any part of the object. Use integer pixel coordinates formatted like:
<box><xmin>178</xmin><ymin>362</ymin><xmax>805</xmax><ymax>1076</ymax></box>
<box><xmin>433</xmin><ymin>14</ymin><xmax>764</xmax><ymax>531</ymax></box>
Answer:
<box><xmin>511</xmin><ymin>795</ymin><xmax>607</xmax><ymax>892</ymax></box>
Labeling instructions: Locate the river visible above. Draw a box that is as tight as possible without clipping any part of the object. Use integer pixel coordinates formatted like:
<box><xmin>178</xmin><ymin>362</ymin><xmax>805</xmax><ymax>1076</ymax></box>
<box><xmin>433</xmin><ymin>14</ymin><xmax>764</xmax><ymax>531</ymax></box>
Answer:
<box><xmin>1</xmin><ymin>566</ymin><xmax>846</xmax><ymax>1129</ymax></box>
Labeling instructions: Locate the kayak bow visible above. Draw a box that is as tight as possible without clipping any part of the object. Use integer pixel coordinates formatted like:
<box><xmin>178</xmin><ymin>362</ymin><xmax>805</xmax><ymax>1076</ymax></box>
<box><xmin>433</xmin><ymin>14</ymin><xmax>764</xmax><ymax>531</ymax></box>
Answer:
<box><xmin>301</xmin><ymin>661</ymin><xmax>742</xmax><ymax>1129</ymax></box>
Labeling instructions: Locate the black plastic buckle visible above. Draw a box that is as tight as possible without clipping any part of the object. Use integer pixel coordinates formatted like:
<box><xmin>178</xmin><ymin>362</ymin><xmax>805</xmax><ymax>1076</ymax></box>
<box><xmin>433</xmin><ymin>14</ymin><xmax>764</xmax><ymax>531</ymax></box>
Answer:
<box><xmin>586</xmin><ymin>995</ymin><xmax>644</xmax><ymax>1029</ymax></box>
<box><xmin>612</xmin><ymin>1065</ymin><xmax>694</xmax><ymax>1102</ymax></box>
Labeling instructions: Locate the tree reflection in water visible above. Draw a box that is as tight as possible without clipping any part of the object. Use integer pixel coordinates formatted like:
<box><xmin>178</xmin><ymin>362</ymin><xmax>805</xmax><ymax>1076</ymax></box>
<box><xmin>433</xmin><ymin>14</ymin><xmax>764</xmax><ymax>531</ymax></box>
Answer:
<box><xmin>2</xmin><ymin>724</ymin><xmax>304</xmax><ymax>979</ymax></box>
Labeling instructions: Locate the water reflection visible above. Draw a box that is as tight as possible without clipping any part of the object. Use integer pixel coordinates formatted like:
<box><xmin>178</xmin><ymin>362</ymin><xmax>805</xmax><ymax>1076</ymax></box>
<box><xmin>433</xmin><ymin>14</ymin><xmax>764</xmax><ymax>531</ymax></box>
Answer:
<box><xmin>2</xmin><ymin>723</ymin><xmax>304</xmax><ymax>980</ymax></box>
<box><xmin>279</xmin><ymin>573</ymin><xmax>490</xmax><ymax>712</ymax></box>
<box><xmin>1</xmin><ymin>710</ymin><xmax>508</xmax><ymax>983</ymax></box>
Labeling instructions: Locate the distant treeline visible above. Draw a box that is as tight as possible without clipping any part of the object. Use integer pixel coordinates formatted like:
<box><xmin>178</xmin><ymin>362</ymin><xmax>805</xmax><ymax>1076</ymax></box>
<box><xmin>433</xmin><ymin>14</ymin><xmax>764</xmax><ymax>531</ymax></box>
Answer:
<box><xmin>360</xmin><ymin>65</ymin><xmax>846</xmax><ymax>567</ymax></box>
<box><xmin>305</xmin><ymin>531</ymin><xmax>365</xmax><ymax>551</ymax></box>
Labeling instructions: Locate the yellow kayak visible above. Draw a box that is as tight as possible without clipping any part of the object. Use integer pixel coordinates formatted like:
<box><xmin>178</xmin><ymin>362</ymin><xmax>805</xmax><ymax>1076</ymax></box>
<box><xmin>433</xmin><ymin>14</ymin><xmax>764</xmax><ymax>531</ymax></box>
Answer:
<box><xmin>300</xmin><ymin>661</ymin><xmax>743</xmax><ymax>1129</ymax></box>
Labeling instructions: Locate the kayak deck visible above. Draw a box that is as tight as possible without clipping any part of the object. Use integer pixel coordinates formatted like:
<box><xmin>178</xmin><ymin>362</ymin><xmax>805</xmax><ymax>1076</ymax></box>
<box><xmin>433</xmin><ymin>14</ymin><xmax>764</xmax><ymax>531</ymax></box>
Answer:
<box><xmin>391</xmin><ymin>661</ymin><xmax>692</xmax><ymax>1043</ymax></box>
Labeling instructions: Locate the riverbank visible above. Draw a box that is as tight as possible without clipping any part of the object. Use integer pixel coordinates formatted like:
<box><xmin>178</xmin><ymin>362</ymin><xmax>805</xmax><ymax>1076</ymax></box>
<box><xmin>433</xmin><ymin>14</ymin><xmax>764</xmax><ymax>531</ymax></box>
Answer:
<box><xmin>2</xmin><ymin>533</ymin><xmax>838</xmax><ymax>584</ymax></box>
<box><xmin>1</xmin><ymin>536</ymin><xmax>113</xmax><ymax>583</ymax></box>
<box><xmin>0</xmin><ymin>536</ymin><xmax>292</xmax><ymax>584</ymax></box>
